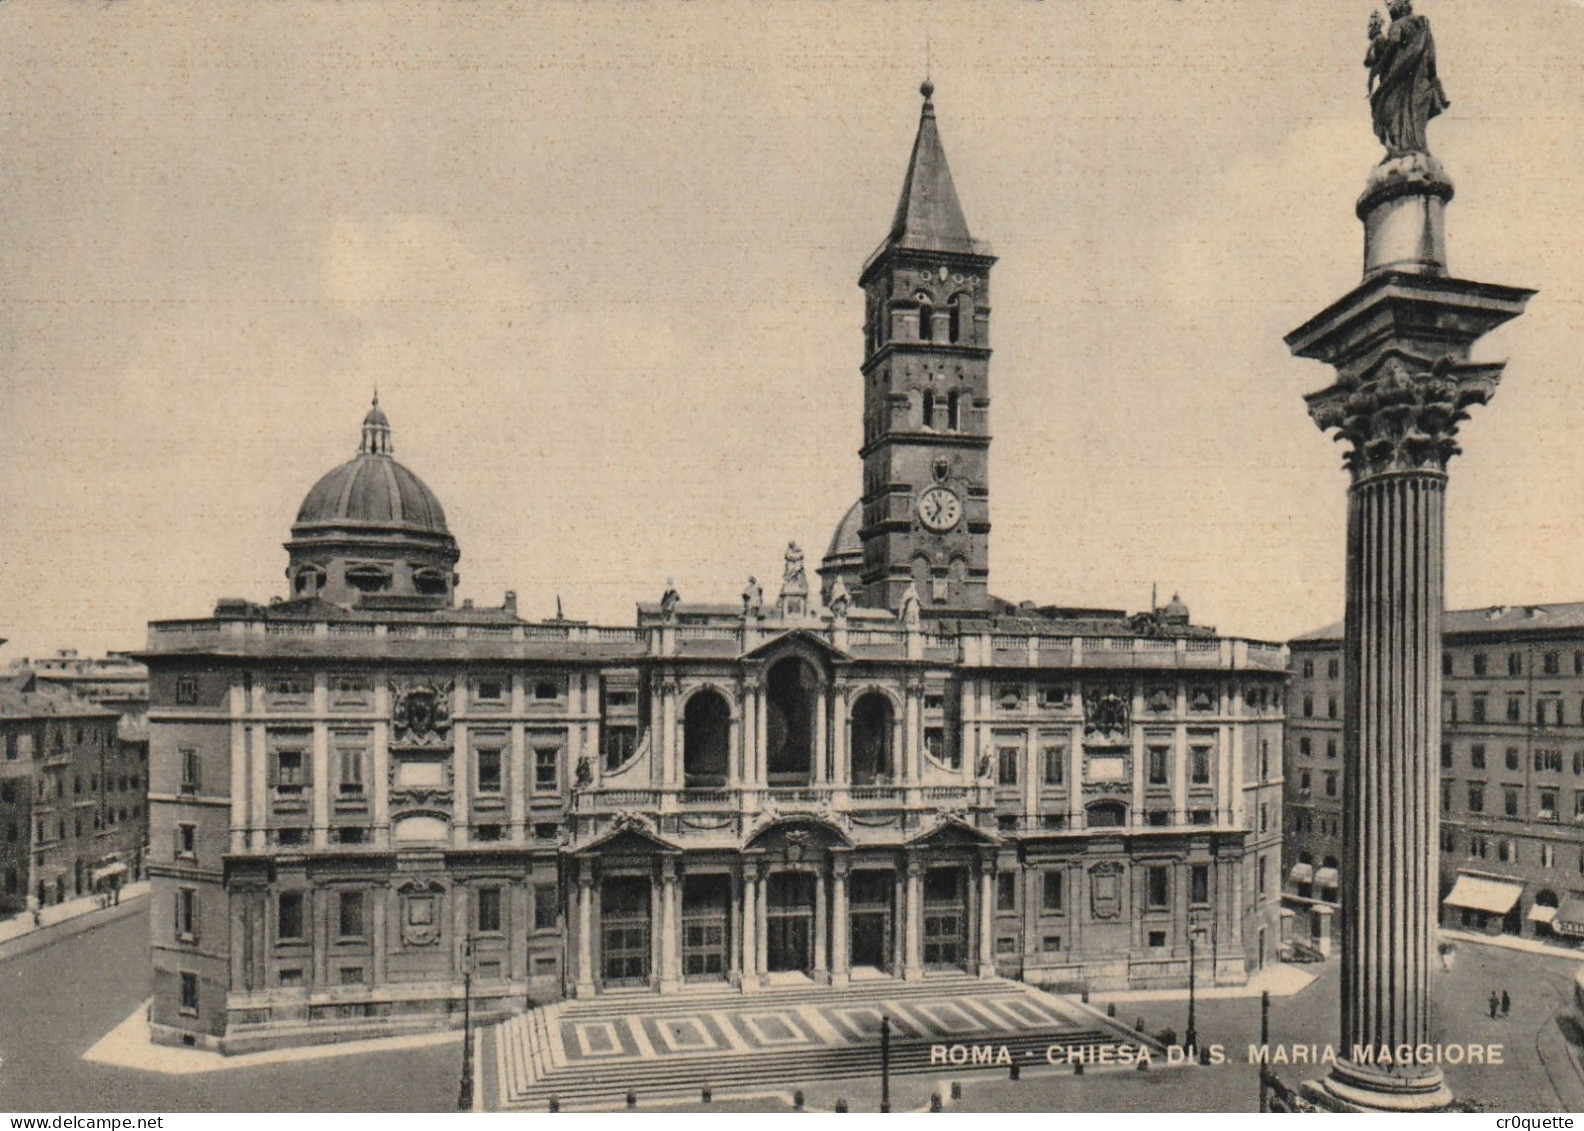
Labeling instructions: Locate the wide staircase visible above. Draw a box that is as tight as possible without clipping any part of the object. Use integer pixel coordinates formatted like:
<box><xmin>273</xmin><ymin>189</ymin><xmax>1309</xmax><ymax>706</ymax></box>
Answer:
<box><xmin>490</xmin><ymin>973</ymin><xmax>1153</xmax><ymax>1110</ymax></box>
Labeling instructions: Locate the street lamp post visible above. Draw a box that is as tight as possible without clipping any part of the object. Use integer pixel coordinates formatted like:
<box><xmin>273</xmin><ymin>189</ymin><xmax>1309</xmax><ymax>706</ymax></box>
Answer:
<box><xmin>1185</xmin><ymin>910</ymin><xmax>1206</xmax><ymax>1056</ymax></box>
<box><xmin>880</xmin><ymin>1014</ymin><xmax>891</xmax><ymax>1113</ymax></box>
<box><xmin>458</xmin><ymin>935</ymin><xmax>475</xmax><ymax>1111</ymax></box>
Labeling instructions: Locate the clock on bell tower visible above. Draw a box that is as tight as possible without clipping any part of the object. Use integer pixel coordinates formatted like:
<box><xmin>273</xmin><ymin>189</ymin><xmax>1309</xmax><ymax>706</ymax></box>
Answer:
<box><xmin>856</xmin><ymin>81</ymin><xmax>995</xmax><ymax>617</ymax></box>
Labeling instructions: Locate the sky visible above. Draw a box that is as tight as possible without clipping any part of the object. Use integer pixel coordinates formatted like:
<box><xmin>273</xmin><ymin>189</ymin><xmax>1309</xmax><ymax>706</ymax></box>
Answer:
<box><xmin>1</xmin><ymin>0</ymin><xmax>1582</xmax><ymax>661</ymax></box>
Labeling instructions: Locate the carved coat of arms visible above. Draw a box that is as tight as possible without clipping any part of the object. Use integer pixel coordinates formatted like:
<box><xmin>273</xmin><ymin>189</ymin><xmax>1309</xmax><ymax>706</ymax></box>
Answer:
<box><xmin>1090</xmin><ymin>861</ymin><xmax>1125</xmax><ymax>920</ymax></box>
<box><xmin>391</xmin><ymin>679</ymin><xmax>454</xmax><ymax>746</ymax></box>
<box><xmin>1083</xmin><ymin>685</ymin><xmax>1130</xmax><ymax>736</ymax></box>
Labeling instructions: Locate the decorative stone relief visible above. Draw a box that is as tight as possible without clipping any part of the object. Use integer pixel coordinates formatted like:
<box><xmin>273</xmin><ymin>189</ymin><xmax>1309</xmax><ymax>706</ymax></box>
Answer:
<box><xmin>389</xmin><ymin>679</ymin><xmax>454</xmax><ymax>748</ymax></box>
<box><xmin>1083</xmin><ymin>685</ymin><xmax>1130</xmax><ymax>736</ymax></box>
<box><xmin>1089</xmin><ymin>861</ymin><xmax>1125</xmax><ymax>920</ymax></box>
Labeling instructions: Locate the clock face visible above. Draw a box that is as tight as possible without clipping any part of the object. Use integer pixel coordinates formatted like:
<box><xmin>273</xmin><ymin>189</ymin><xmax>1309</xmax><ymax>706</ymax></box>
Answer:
<box><xmin>917</xmin><ymin>486</ymin><xmax>963</xmax><ymax>532</ymax></box>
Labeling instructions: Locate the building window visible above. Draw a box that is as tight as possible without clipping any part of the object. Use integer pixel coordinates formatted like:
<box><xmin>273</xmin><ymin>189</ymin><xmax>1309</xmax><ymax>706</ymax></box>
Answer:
<box><xmin>1302</xmin><ymin>696</ymin><xmax>1314</xmax><ymax>718</ymax></box>
<box><xmin>1498</xmin><ymin>839</ymin><xmax>1512</xmax><ymax>864</ymax></box>
<box><xmin>1301</xmin><ymin>660</ymin><xmax>1314</xmax><ymax>679</ymax></box>
<box><xmin>329</xmin><ymin>674</ymin><xmax>373</xmax><ymax>708</ymax></box>
<box><xmin>1146</xmin><ymin>866</ymin><xmax>1170</xmax><ymax>910</ymax></box>
<box><xmin>179</xmin><ymin>748</ymin><xmax>200</xmax><ymax>793</ymax></box>
<box><xmin>1440</xmin><ymin>742</ymin><xmax>1452</xmax><ymax>769</ymax></box>
<box><xmin>1472</xmin><ymin>652</ymin><xmax>1488</xmax><ymax>676</ymax></box>
<box><xmin>1507</xmin><ymin>696</ymin><xmax>1523</xmax><ymax>723</ymax></box>
<box><xmin>175</xmin><ymin>677</ymin><xmax>199</xmax><ymax>706</ymax></box>
<box><xmin>1328</xmin><ymin>658</ymin><xmax>1340</xmax><ymax>680</ymax></box>
<box><xmin>1258</xmin><ymin>855</ymin><xmax>1269</xmax><ymax>897</ymax></box>
<box><xmin>1536</xmin><ymin>748</ymin><xmax>1563</xmax><ymax>773</ymax></box>
<box><xmin>1147</xmin><ymin>747</ymin><xmax>1169</xmax><ymax>786</ymax></box>
<box><xmin>534</xmin><ymin>884</ymin><xmax>558</xmax><ymax>932</ymax></box>
<box><xmin>1327</xmin><ymin>697</ymin><xmax>1338</xmax><ymax>720</ymax></box>
<box><xmin>1544</xmin><ymin>651</ymin><xmax>1560</xmax><ymax>675</ymax></box>
<box><xmin>177</xmin><ymin>823</ymin><xmax>196</xmax><ymax>859</ymax></box>
<box><xmin>1442</xmin><ymin>694</ymin><xmax>1458</xmax><ymax>723</ymax></box>
<box><xmin>1442</xmin><ymin>652</ymin><xmax>1452</xmax><ymax>676</ymax></box>
<box><xmin>996</xmin><ymin>746</ymin><xmax>1019</xmax><ymax>787</ymax></box>
<box><xmin>1471</xmin><ymin>694</ymin><xmax>1487</xmax><ymax>724</ymax></box>
<box><xmin>477</xmin><ymin>886</ymin><xmax>502</xmax><ymax>934</ymax></box>
<box><xmin>1190</xmin><ymin>747</ymin><xmax>1211</xmax><ymax>785</ymax></box>
<box><xmin>278</xmin><ymin>892</ymin><xmax>305</xmax><ymax>942</ymax></box>
<box><xmin>604</xmin><ymin>725</ymin><xmax>637</xmax><ymax>770</ymax></box>
<box><xmin>534</xmin><ymin>748</ymin><xmax>559</xmax><ymax>792</ymax></box>
<box><xmin>1324</xmin><ymin>772</ymin><xmax>1337</xmax><ymax>798</ymax></box>
<box><xmin>1505</xmin><ymin>787</ymin><xmax>1521</xmax><ymax>818</ymax></box>
<box><xmin>1190</xmin><ymin>864</ymin><xmax>1209</xmax><ymax>906</ymax></box>
<box><xmin>995</xmin><ymin>873</ymin><xmax>1016</xmax><ymax>912</ymax></box>
<box><xmin>1468</xmin><ymin>784</ymin><xmax>1485</xmax><ymax>814</ymax></box>
<box><xmin>474</xmin><ymin>678</ymin><xmax>506</xmax><ymax>704</ymax></box>
<box><xmin>533</xmin><ymin>678</ymin><xmax>565</xmax><ymax>701</ymax></box>
<box><xmin>1042</xmin><ymin>745</ymin><xmax>1065</xmax><ymax>787</ymax></box>
<box><xmin>1506</xmin><ymin>746</ymin><xmax>1521</xmax><ymax>771</ymax></box>
<box><xmin>176</xmin><ymin>887</ymin><xmax>198</xmax><ymax>942</ymax></box>
<box><xmin>179</xmin><ymin>972</ymin><xmax>199</xmax><ymax>1015</ymax></box>
<box><xmin>1325</xmin><ymin>739</ymin><xmax>1337</xmax><ymax>759</ymax></box>
<box><xmin>1259</xmin><ymin>803</ymin><xmax>1269</xmax><ymax>832</ymax></box>
<box><xmin>1298</xmin><ymin>737</ymin><xmax>1311</xmax><ymax>759</ymax></box>
<box><xmin>338</xmin><ymin>748</ymin><xmax>364</xmax><ymax>796</ymax></box>
<box><xmin>1299</xmin><ymin>769</ymin><xmax>1311</xmax><ymax>793</ymax></box>
<box><xmin>1441</xmin><ymin>781</ymin><xmax>1452</xmax><ymax>812</ymax></box>
<box><xmin>1471</xmin><ymin>743</ymin><xmax>1486</xmax><ymax>770</ymax></box>
<box><xmin>275</xmin><ymin>750</ymin><xmax>306</xmax><ymax>793</ymax></box>
<box><xmin>1148</xmin><ymin>930</ymin><xmax>1167</xmax><ymax>948</ymax></box>
<box><xmin>1509</xmin><ymin>652</ymin><xmax>1524</xmax><ymax>677</ymax></box>
<box><xmin>1540</xmin><ymin>789</ymin><xmax>1558</xmax><ymax>822</ymax></box>
<box><xmin>1032</xmin><ymin>870</ymin><xmax>1062</xmax><ymax>912</ymax></box>
<box><xmin>476</xmin><ymin>748</ymin><xmax>503</xmax><ymax>794</ymax></box>
<box><xmin>1575</xmin><ymin>790</ymin><xmax>1584</xmax><ymax>821</ymax></box>
<box><xmin>338</xmin><ymin>891</ymin><xmax>365</xmax><ymax>939</ymax></box>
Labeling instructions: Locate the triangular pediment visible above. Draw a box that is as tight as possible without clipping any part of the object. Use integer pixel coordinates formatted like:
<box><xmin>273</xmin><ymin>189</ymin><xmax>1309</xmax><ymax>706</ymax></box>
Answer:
<box><xmin>740</xmin><ymin>628</ymin><xmax>850</xmax><ymax>663</ymax></box>
<box><xmin>907</xmin><ymin>815</ymin><xmax>999</xmax><ymax>848</ymax></box>
<box><xmin>575</xmin><ymin>820</ymin><xmax>679</xmax><ymax>857</ymax></box>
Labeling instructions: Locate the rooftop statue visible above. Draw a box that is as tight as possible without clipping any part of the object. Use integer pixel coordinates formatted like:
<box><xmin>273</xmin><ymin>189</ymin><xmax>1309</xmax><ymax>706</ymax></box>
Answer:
<box><xmin>1365</xmin><ymin>0</ymin><xmax>1449</xmax><ymax>158</ymax></box>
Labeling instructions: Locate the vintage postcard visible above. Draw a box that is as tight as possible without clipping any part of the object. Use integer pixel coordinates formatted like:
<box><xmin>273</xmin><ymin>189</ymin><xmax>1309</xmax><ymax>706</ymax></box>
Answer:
<box><xmin>1</xmin><ymin>0</ymin><xmax>1581</xmax><ymax>1120</ymax></box>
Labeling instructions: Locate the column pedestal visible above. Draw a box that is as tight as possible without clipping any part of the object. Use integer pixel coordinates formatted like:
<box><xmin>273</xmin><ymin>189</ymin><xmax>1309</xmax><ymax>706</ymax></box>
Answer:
<box><xmin>575</xmin><ymin>873</ymin><xmax>596</xmax><ymax>998</ymax></box>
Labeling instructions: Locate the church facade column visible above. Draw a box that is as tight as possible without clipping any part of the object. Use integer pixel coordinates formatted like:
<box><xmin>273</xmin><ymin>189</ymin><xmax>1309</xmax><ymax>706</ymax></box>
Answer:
<box><xmin>576</xmin><ymin>866</ymin><xmax>595</xmax><ymax>997</ymax></box>
<box><xmin>978</xmin><ymin>857</ymin><xmax>996</xmax><ymax>978</ymax></box>
<box><xmin>813</xmin><ymin>863</ymin><xmax>829</xmax><ymax>981</ymax></box>
<box><xmin>831</xmin><ymin>850</ymin><xmax>851</xmax><ymax>986</ymax></box>
<box><xmin>903</xmin><ymin>857</ymin><xmax>923</xmax><ymax>981</ymax></box>
<box><xmin>660</xmin><ymin>857</ymin><xmax>681</xmax><ymax>993</ymax></box>
<box><xmin>740</xmin><ymin>856</ymin><xmax>760</xmax><ymax>991</ymax></box>
<box><xmin>1288</xmin><ymin>132</ymin><xmax>1533</xmax><ymax>1111</ymax></box>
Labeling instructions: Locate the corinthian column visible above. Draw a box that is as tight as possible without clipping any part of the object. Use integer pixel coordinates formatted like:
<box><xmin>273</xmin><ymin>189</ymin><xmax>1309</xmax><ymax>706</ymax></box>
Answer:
<box><xmin>1288</xmin><ymin>146</ymin><xmax>1532</xmax><ymax>1111</ymax></box>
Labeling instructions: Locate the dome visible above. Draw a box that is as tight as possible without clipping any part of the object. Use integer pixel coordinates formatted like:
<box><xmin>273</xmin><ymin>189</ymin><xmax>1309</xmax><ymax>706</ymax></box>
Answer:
<box><xmin>1164</xmin><ymin>592</ymin><xmax>1190</xmax><ymax>621</ymax></box>
<box><xmin>294</xmin><ymin>454</ymin><xmax>450</xmax><ymax>535</ymax></box>
<box><xmin>293</xmin><ymin>394</ymin><xmax>449</xmax><ymax>536</ymax></box>
<box><xmin>824</xmin><ymin>499</ymin><xmax>863</xmax><ymax>561</ymax></box>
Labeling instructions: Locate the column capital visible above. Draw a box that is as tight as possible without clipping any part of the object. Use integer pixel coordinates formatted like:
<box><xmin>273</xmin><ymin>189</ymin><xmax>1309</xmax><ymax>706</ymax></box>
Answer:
<box><xmin>1307</xmin><ymin>354</ymin><xmax>1504</xmax><ymax>482</ymax></box>
<box><xmin>660</xmin><ymin>856</ymin><xmax>678</xmax><ymax>881</ymax></box>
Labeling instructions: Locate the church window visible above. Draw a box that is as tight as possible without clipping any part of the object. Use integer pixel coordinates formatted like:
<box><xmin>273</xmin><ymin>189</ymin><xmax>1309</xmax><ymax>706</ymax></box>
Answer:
<box><xmin>476</xmin><ymin>886</ymin><xmax>502</xmax><ymax>934</ymax></box>
<box><xmin>476</xmin><ymin>748</ymin><xmax>502</xmax><ymax>794</ymax></box>
<box><xmin>534</xmin><ymin>747</ymin><xmax>559</xmax><ymax>793</ymax></box>
<box><xmin>917</xmin><ymin>300</ymin><xmax>934</xmax><ymax>342</ymax></box>
<box><xmin>1146</xmin><ymin>866</ymin><xmax>1170</xmax><ymax>910</ymax></box>
<box><xmin>946</xmin><ymin>390</ymin><xmax>960</xmax><ymax>430</ymax></box>
<box><xmin>996</xmin><ymin>873</ymin><xmax>1016</xmax><ymax>912</ymax></box>
<box><xmin>1043</xmin><ymin>871</ymin><xmax>1065</xmax><ymax>912</ymax></box>
<box><xmin>921</xmin><ymin>389</ymin><xmax>935</xmax><ymax>429</ymax></box>
<box><xmin>345</xmin><ymin>565</ymin><xmax>392</xmax><ymax>593</ymax></box>
<box><xmin>603</xmin><ymin>725</ymin><xmax>637</xmax><ymax>770</ymax></box>
<box><xmin>996</xmin><ymin>746</ymin><xmax>1019</xmax><ymax>786</ymax></box>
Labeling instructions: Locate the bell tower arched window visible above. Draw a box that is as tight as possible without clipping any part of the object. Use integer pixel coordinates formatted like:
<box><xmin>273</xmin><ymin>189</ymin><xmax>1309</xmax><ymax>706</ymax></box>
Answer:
<box><xmin>946</xmin><ymin>390</ymin><xmax>960</xmax><ymax>431</ymax></box>
<box><xmin>918</xmin><ymin>301</ymin><xmax>933</xmax><ymax>342</ymax></box>
<box><xmin>921</xmin><ymin>390</ymin><xmax>935</xmax><ymax>430</ymax></box>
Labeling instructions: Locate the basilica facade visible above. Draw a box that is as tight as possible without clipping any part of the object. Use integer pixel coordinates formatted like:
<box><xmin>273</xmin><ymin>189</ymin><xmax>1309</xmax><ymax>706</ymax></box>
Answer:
<box><xmin>144</xmin><ymin>86</ymin><xmax>1286</xmax><ymax>1052</ymax></box>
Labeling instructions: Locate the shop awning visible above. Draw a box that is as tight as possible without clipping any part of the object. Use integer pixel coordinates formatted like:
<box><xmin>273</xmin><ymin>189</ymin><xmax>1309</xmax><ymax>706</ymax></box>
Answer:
<box><xmin>1554</xmin><ymin>895</ymin><xmax>1584</xmax><ymax>937</ymax></box>
<box><xmin>1314</xmin><ymin>867</ymin><xmax>1340</xmax><ymax>889</ymax></box>
<box><xmin>90</xmin><ymin>862</ymin><xmax>128</xmax><ymax>884</ymax></box>
<box><xmin>1288</xmin><ymin>863</ymin><xmax>1314</xmax><ymax>885</ymax></box>
<box><xmin>1528</xmin><ymin>904</ymin><xmax>1558</xmax><ymax>925</ymax></box>
<box><xmin>1442</xmin><ymin>874</ymin><xmax>1522</xmax><ymax>915</ymax></box>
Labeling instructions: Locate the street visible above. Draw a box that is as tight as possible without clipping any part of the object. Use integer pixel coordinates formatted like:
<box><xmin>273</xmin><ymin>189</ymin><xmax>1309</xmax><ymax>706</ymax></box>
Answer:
<box><xmin>0</xmin><ymin>906</ymin><xmax>461</xmax><ymax>1112</ymax></box>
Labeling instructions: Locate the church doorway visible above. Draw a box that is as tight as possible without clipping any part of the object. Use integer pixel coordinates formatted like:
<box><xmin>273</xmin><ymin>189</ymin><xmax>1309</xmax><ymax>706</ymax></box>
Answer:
<box><xmin>848</xmin><ymin>869</ymin><xmax>894</xmax><ymax>972</ymax></box>
<box><xmin>682</xmin><ymin>874</ymin><xmax>730</xmax><ymax>982</ymax></box>
<box><xmin>923</xmin><ymin>867</ymin><xmax>968</xmax><ymax>971</ymax></box>
<box><xmin>600</xmin><ymin>876</ymin><xmax>652</xmax><ymax>988</ymax></box>
<box><xmin>766</xmin><ymin>871</ymin><xmax>816</xmax><ymax>973</ymax></box>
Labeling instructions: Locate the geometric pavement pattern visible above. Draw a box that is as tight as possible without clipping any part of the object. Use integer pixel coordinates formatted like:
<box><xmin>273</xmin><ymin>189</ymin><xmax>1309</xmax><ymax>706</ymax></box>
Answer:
<box><xmin>493</xmin><ymin>976</ymin><xmax>1150</xmax><ymax>1109</ymax></box>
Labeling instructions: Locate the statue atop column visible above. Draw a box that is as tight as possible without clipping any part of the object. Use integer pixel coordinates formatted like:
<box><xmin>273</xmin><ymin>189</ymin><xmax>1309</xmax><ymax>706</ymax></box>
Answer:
<box><xmin>1365</xmin><ymin>1</ymin><xmax>1449</xmax><ymax>159</ymax></box>
<box><xmin>660</xmin><ymin>578</ymin><xmax>680</xmax><ymax>620</ymax></box>
<box><xmin>742</xmin><ymin>575</ymin><xmax>763</xmax><ymax>618</ymax></box>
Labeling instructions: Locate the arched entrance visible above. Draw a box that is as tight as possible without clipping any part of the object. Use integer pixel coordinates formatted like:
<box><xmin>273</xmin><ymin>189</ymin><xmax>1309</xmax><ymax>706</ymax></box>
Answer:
<box><xmin>683</xmin><ymin>689</ymin><xmax>731</xmax><ymax>789</ymax></box>
<box><xmin>850</xmin><ymin>693</ymin><xmax>894</xmax><ymax>785</ymax></box>
<box><xmin>767</xmin><ymin>658</ymin><xmax>817</xmax><ymax>786</ymax></box>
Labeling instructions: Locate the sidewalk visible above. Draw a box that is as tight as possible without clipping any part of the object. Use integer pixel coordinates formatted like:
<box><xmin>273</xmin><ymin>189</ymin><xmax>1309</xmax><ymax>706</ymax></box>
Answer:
<box><xmin>0</xmin><ymin>882</ymin><xmax>149</xmax><ymax>961</ymax></box>
<box><xmin>1441</xmin><ymin>928</ymin><xmax>1584</xmax><ymax>965</ymax></box>
<box><xmin>1091</xmin><ymin>961</ymin><xmax>1318</xmax><ymax>1005</ymax></box>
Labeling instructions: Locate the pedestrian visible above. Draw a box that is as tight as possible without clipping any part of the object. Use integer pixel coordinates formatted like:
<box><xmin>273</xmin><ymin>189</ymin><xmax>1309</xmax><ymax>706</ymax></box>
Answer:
<box><xmin>1501</xmin><ymin>990</ymin><xmax>1511</xmax><ymax>1017</ymax></box>
<box><xmin>1489</xmin><ymin>991</ymin><xmax>1499</xmax><ymax>1019</ymax></box>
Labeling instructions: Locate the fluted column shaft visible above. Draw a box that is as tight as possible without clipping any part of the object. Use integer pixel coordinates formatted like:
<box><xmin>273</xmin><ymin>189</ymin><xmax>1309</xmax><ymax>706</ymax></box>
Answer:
<box><xmin>1332</xmin><ymin>471</ymin><xmax>1444</xmax><ymax>1099</ymax></box>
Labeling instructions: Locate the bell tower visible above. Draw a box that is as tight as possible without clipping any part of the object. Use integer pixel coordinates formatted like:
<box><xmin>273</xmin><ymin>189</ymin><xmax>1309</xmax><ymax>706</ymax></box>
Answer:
<box><xmin>857</xmin><ymin>81</ymin><xmax>996</xmax><ymax>616</ymax></box>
